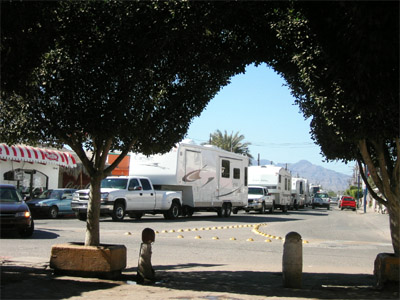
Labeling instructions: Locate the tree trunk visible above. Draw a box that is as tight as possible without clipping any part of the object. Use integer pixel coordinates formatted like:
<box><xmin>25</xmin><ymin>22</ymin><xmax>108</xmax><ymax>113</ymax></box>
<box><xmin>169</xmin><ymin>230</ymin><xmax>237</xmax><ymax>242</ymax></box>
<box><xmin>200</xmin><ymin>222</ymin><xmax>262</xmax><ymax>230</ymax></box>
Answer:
<box><xmin>85</xmin><ymin>174</ymin><xmax>102</xmax><ymax>246</ymax></box>
<box><xmin>358</xmin><ymin>139</ymin><xmax>400</xmax><ymax>256</ymax></box>
<box><xmin>387</xmin><ymin>195</ymin><xmax>400</xmax><ymax>257</ymax></box>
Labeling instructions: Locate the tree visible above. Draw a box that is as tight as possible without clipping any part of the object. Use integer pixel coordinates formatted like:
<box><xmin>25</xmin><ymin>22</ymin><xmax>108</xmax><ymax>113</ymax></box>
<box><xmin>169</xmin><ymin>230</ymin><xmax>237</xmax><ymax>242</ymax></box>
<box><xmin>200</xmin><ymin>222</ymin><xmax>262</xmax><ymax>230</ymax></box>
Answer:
<box><xmin>264</xmin><ymin>2</ymin><xmax>399</xmax><ymax>254</ymax></box>
<box><xmin>206</xmin><ymin>130</ymin><xmax>253</xmax><ymax>161</ymax></box>
<box><xmin>1</xmin><ymin>1</ymin><xmax>259</xmax><ymax>246</ymax></box>
<box><xmin>345</xmin><ymin>186</ymin><xmax>363</xmax><ymax>201</ymax></box>
<box><xmin>2</xmin><ymin>1</ymin><xmax>398</xmax><ymax>256</ymax></box>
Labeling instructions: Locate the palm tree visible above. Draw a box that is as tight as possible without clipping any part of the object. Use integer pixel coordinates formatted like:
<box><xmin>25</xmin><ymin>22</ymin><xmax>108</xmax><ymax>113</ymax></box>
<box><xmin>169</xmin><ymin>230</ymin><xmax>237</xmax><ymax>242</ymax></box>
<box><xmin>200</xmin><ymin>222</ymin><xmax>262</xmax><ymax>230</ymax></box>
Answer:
<box><xmin>206</xmin><ymin>130</ymin><xmax>253</xmax><ymax>161</ymax></box>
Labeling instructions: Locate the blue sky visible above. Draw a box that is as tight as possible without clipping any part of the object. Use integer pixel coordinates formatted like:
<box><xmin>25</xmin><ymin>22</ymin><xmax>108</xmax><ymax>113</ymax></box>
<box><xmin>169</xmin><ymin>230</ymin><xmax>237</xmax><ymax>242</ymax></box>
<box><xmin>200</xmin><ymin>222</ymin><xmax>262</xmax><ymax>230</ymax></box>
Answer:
<box><xmin>185</xmin><ymin>63</ymin><xmax>355</xmax><ymax>176</ymax></box>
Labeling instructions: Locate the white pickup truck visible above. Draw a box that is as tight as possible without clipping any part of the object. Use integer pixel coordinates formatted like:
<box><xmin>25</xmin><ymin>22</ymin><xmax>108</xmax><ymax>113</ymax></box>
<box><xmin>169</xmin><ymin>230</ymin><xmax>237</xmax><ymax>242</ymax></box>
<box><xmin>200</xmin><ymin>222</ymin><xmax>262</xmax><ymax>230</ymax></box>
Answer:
<box><xmin>71</xmin><ymin>176</ymin><xmax>182</xmax><ymax>221</ymax></box>
<box><xmin>245</xmin><ymin>185</ymin><xmax>274</xmax><ymax>214</ymax></box>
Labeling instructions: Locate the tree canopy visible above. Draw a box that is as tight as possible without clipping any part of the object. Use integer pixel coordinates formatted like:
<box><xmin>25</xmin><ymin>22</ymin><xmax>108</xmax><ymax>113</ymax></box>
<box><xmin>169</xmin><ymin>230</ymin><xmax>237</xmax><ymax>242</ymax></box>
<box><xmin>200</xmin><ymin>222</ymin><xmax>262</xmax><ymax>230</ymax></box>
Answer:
<box><xmin>1</xmin><ymin>1</ymin><xmax>398</xmax><ymax>253</ymax></box>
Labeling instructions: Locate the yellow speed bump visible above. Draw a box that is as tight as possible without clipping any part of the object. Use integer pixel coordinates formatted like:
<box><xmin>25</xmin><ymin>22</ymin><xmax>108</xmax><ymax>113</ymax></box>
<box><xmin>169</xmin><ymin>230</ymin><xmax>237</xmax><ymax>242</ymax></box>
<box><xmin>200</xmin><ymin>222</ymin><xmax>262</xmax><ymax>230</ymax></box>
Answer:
<box><xmin>177</xmin><ymin>235</ymin><xmax>184</xmax><ymax>239</ymax></box>
<box><xmin>303</xmin><ymin>240</ymin><xmax>309</xmax><ymax>244</ymax></box>
<box><xmin>161</xmin><ymin>230</ymin><xmax>168</xmax><ymax>233</ymax></box>
<box><xmin>212</xmin><ymin>236</ymin><xmax>219</xmax><ymax>240</ymax></box>
<box><xmin>229</xmin><ymin>237</ymin><xmax>237</xmax><ymax>241</ymax></box>
<box><xmin>124</xmin><ymin>232</ymin><xmax>132</xmax><ymax>235</ymax></box>
<box><xmin>195</xmin><ymin>235</ymin><xmax>202</xmax><ymax>239</ymax></box>
<box><xmin>169</xmin><ymin>229</ymin><xmax>175</xmax><ymax>233</ymax></box>
<box><xmin>265</xmin><ymin>239</ymin><xmax>272</xmax><ymax>243</ymax></box>
<box><xmin>247</xmin><ymin>238</ymin><xmax>254</xmax><ymax>242</ymax></box>
<box><xmin>177</xmin><ymin>229</ymin><xmax>184</xmax><ymax>232</ymax></box>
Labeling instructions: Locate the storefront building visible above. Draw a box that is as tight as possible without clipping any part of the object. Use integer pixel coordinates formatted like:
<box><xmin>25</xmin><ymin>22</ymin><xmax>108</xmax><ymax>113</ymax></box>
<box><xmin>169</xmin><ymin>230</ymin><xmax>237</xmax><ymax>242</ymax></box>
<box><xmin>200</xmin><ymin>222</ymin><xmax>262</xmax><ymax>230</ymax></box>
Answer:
<box><xmin>0</xmin><ymin>144</ymin><xmax>77</xmax><ymax>198</ymax></box>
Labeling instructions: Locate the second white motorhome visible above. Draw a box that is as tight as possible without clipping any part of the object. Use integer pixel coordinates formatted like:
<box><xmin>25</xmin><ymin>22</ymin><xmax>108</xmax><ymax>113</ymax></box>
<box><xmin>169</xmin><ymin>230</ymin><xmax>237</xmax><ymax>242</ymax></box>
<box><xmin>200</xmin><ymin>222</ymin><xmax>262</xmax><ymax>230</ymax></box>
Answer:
<box><xmin>129</xmin><ymin>142</ymin><xmax>249</xmax><ymax>218</ymax></box>
<box><xmin>291</xmin><ymin>177</ymin><xmax>307</xmax><ymax>209</ymax></box>
<box><xmin>248</xmin><ymin>165</ymin><xmax>292</xmax><ymax>212</ymax></box>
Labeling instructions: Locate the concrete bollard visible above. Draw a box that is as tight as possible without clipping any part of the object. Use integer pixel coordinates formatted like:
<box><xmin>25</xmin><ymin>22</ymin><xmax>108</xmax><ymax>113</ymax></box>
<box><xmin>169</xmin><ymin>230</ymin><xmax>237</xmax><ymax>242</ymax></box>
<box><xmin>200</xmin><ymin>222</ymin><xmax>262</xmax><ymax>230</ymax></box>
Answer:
<box><xmin>282</xmin><ymin>231</ymin><xmax>302</xmax><ymax>288</ymax></box>
<box><xmin>137</xmin><ymin>228</ymin><xmax>156</xmax><ymax>284</ymax></box>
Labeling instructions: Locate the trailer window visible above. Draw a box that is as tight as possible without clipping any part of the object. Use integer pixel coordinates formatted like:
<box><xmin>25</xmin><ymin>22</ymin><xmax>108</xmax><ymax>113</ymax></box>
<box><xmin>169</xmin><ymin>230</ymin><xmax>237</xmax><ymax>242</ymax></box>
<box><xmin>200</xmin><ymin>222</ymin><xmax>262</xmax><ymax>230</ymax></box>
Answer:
<box><xmin>140</xmin><ymin>178</ymin><xmax>152</xmax><ymax>190</ymax></box>
<box><xmin>221</xmin><ymin>160</ymin><xmax>230</xmax><ymax>178</ymax></box>
<box><xmin>233</xmin><ymin>168</ymin><xmax>240</xmax><ymax>179</ymax></box>
<box><xmin>245</xmin><ymin>167</ymin><xmax>248</xmax><ymax>186</ymax></box>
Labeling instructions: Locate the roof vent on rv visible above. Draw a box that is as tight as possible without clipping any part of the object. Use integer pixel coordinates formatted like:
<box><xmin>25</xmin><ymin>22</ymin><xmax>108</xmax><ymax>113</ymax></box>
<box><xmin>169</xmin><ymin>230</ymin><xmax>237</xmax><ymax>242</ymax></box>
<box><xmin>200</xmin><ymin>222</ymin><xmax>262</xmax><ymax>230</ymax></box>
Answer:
<box><xmin>203</xmin><ymin>144</ymin><xmax>218</xmax><ymax>148</ymax></box>
<box><xmin>180</xmin><ymin>139</ymin><xmax>197</xmax><ymax>145</ymax></box>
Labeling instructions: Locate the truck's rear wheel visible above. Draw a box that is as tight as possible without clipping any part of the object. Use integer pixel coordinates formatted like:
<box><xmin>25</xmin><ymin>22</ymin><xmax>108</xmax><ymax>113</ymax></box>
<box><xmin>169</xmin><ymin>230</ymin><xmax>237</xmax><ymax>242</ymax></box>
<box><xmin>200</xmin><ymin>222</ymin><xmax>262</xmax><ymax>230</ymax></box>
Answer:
<box><xmin>112</xmin><ymin>202</ymin><xmax>126</xmax><ymax>221</ymax></box>
<box><xmin>164</xmin><ymin>202</ymin><xmax>180</xmax><ymax>220</ymax></box>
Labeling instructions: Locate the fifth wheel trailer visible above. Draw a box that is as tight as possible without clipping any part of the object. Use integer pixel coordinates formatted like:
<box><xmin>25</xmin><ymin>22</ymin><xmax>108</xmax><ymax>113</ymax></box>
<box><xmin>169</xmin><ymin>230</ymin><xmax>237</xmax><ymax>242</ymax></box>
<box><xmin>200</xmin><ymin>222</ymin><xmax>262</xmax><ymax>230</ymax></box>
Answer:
<box><xmin>129</xmin><ymin>142</ymin><xmax>249</xmax><ymax>217</ymax></box>
<box><xmin>248</xmin><ymin>165</ymin><xmax>292</xmax><ymax>212</ymax></box>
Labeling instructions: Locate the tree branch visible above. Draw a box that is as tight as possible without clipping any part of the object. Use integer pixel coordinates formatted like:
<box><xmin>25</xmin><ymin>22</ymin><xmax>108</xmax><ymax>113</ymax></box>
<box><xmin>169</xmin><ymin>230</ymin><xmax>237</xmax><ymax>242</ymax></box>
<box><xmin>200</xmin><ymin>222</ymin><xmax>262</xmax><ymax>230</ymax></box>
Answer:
<box><xmin>357</xmin><ymin>158</ymin><xmax>386</xmax><ymax>206</ymax></box>
<box><xmin>358</xmin><ymin>139</ymin><xmax>385</xmax><ymax>194</ymax></box>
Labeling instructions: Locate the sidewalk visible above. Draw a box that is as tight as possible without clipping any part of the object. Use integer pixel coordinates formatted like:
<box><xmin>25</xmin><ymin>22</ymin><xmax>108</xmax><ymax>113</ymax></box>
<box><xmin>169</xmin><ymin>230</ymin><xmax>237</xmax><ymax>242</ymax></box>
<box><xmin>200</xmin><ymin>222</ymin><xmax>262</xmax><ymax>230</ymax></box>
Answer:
<box><xmin>1</xmin><ymin>257</ymin><xmax>399</xmax><ymax>300</ymax></box>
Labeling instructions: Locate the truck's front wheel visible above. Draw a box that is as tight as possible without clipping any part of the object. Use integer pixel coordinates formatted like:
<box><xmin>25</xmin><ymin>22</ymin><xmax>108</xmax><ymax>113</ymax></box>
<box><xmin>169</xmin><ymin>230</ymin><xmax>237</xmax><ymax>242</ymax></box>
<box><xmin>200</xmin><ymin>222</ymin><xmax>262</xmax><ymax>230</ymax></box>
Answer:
<box><xmin>164</xmin><ymin>202</ymin><xmax>180</xmax><ymax>220</ymax></box>
<box><xmin>112</xmin><ymin>202</ymin><xmax>126</xmax><ymax>221</ymax></box>
<box><xmin>259</xmin><ymin>202</ymin><xmax>266</xmax><ymax>214</ymax></box>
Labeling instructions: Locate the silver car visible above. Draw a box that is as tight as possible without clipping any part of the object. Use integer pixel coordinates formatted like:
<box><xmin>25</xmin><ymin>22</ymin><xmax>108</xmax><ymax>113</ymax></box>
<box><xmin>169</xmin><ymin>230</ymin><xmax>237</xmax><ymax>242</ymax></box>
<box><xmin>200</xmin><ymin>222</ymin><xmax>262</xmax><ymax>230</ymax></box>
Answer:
<box><xmin>312</xmin><ymin>192</ymin><xmax>330</xmax><ymax>210</ymax></box>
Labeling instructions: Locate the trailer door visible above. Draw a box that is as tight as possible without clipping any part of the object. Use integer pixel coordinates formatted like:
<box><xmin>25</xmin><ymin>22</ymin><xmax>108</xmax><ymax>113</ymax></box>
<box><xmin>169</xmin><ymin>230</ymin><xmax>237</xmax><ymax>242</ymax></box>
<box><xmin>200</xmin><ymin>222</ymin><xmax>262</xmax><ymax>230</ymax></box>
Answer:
<box><xmin>184</xmin><ymin>150</ymin><xmax>201</xmax><ymax>182</ymax></box>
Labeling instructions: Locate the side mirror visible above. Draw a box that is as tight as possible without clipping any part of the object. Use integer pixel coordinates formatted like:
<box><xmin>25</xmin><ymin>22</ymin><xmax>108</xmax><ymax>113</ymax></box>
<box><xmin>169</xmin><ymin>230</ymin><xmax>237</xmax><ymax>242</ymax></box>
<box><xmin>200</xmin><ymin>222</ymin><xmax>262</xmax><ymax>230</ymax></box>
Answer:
<box><xmin>128</xmin><ymin>186</ymin><xmax>142</xmax><ymax>191</ymax></box>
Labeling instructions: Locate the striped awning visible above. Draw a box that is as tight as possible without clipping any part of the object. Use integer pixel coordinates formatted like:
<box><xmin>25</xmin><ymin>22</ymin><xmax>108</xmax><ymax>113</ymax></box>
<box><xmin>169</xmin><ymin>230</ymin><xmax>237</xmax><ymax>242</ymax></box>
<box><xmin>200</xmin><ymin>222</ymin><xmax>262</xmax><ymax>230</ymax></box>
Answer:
<box><xmin>0</xmin><ymin>144</ymin><xmax>77</xmax><ymax>168</ymax></box>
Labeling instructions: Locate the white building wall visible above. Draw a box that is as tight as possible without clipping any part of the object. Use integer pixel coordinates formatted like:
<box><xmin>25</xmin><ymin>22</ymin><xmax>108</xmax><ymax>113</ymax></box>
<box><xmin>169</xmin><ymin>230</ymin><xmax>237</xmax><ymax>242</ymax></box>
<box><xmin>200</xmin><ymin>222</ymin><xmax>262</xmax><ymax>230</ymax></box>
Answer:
<box><xmin>0</xmin><ymin>160</ymin><xmax>60</xmax><ymax>189</ymax></box>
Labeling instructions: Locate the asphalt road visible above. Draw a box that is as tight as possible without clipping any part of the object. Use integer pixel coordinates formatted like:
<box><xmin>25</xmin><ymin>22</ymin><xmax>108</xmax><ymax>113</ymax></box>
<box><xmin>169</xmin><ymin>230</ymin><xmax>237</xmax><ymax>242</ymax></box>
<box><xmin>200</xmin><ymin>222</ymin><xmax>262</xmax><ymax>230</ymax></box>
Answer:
<box><xmin>0</xmin><ymin>205</ymin><xmax>393</xmax><ymax>272</ymax></box>
<box><xmin>1</xmin><ymin>205</ymin><xmax>397</xmax><ymax>300</ymax></box>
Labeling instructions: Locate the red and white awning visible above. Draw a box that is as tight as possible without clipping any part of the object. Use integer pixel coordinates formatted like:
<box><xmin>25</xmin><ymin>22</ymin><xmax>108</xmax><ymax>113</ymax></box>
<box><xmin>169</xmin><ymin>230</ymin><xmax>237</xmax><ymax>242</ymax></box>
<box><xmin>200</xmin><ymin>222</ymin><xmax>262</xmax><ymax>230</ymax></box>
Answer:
<box><xmin>0</xmin><ymin>144</ymin><xmax>77</xmax><ymax>168</ymax></box>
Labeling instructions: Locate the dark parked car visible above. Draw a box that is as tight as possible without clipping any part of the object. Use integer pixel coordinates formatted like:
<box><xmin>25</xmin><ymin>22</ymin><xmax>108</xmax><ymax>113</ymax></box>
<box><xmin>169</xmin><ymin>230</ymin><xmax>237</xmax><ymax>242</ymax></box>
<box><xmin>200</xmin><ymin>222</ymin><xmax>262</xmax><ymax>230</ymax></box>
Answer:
<box><xmin>0</xmin><ymin>184</ymin><xmax>34</xmax><ymax>237</ymax></box>
<box><xmin>312</xmin><ymin>192</ymin><xmax>330</xmax><ymax>210</ymax></box>
<box><xmin>27</xmin><ymin>189</ymin><xmax>77</xmax><ymax>218</ymax></box>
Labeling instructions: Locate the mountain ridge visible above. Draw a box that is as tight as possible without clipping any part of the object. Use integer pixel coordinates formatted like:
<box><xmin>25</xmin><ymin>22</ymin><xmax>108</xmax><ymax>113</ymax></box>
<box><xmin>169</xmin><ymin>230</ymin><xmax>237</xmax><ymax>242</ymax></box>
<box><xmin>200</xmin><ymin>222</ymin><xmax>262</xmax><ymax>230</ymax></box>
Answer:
<box><xmin>251</xmin><ymin>159</ymin><xmax>351</xmax><ymax>192</ymax></box>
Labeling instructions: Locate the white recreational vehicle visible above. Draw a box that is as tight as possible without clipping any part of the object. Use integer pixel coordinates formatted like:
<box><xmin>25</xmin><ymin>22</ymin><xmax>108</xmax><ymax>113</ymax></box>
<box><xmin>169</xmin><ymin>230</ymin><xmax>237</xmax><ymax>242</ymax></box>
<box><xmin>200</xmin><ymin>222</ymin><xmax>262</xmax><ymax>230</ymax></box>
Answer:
<box><xmin>309</xmin><ymin>184</ymin><xmax>321</xmax><ymax>197</ymax></box>
<box><xmin>291</xmin><ymin>177</ymin><xmax>307</xmax><ymax>209</ymax></box>
<box><xmin>248</xmin><ymin>165</ymin><xmax>292</xmax><ymax>212</ymax></box>
<box><xmin>129</xmin><ymin>142</ymin><xmax>249</xmax><ymax>217</ymax></box>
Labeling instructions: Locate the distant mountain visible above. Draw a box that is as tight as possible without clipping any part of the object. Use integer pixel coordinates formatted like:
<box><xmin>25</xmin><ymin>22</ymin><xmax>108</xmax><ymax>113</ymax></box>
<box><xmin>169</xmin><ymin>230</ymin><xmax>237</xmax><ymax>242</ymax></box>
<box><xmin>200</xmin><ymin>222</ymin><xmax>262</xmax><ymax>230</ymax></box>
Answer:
<box><xmin>251</xmin><ymin>159</ymin><xmax>351</xmax><ymax>193</ymax></box>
